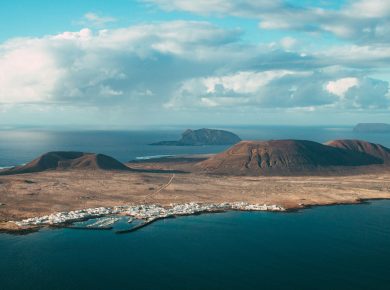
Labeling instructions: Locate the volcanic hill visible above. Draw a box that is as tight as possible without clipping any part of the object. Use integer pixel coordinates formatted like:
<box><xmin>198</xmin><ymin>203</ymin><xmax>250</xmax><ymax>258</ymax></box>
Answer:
<box><xmin>0</xmin><ymin>151</ymin><xmax>129</xmax><ymax>175</ymax></box>
<box><xmin>327</xmin><ymin>139</ymin><xmax>390</xmax><ymax>164</ymax></box>
<box><xmin>151</xmin><ymin>128</ymin><xmax>241</xmax><ymax>146</ymax></box>
<box><xmin>197</xmin><ymin>140</ymin><xmax>384</xmax><ymax>175</ymax></box>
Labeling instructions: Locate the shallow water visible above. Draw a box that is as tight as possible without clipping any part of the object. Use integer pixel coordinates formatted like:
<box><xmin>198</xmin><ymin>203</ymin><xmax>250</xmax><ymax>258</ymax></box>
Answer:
<box><xmin>1</xmin><ymin>201</ymin><xmax>390</xmax><ymax>290</ymax></box>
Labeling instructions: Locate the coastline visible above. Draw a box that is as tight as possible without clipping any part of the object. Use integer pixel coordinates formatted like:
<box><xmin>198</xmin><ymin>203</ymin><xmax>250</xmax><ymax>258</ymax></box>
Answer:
<box><xmin>1</xmin><ymin>162</ymin><xmax>390</xmax><ymax>235</ymax></box>
<box><xmin>2</xmin><ymin>198</ymin><xmax>390</xmax><ymax>235</ymax></box>
<box><xmin>1</xmin><ymin>202</ymin><xmax>285</xmax><ymax>234</ymax></box>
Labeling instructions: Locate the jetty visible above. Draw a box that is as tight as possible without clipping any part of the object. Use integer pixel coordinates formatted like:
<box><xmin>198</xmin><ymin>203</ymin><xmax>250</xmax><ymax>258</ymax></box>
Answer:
<box><xmin>115</xmin><ymin>217</ymin><xmax>164</xmax><ymax>234</ymax></box>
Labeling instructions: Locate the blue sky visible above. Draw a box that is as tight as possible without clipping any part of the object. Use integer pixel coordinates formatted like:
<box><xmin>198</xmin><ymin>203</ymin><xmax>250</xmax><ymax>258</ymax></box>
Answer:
<box><xmin>0</xmin><ymin>0</ymin><xmax>389</xmax><ymax>127</ymax></box>
<box><xmin>0</xmin><ymin>0</ymin><xmax>346</xmax><ymax>44</ymax></box>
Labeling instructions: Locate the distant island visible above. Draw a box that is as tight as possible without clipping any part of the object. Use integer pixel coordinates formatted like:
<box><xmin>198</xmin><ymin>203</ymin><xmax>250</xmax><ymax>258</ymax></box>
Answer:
<box><xmin>150</xmin><ymin>128</ymin><xmax>241</xmax><ymax>146</ymax></box>
<box><xmin>354</xmin><ymin>123</ymin><xmax>390</xmax><ymax>133</ymax></box>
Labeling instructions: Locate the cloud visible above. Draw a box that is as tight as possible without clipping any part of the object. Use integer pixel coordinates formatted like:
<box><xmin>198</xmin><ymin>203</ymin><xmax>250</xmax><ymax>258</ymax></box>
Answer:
<box><xmin>0</xmin><ymin>22</ymin><xmax>242</xmax><ymax>107</ymax></box>
<box><xmin>145</xmin><ymin>0</ymin><xmax>390</xmax><ymax>44</ymax></box>
<box><xmin>0</xmin><ymin>37</ymin><xmax>64</xmax><ymax>103</ymax></box>
<box><xmin>144</xmin><ymin>0</ymin><xmax>283</xmax><ymax>17</ymax></box>
<box><xmin>78</xmin><ymin>12</ymin><xmax>117</xmax><ymax>28</ymax></box>
<box><xmin>343</xmin><ymin>78</ymin><xmax>390</xmax><ymax>109</ymax></box>
<box><xmin>0</xmin><ymin>20</ymin><xmax>389</xmax><ymax>118</ymax></box>
<box><xmin>326</xmin><ymin>77</ymin><xmax>359</xmax><ymax>98</ymax></box>
<box><xmin>165</xmin><ymin>70</ymin><xmax>389</xmax><ymax>110</ymax></box>
<box><xmin>280</xmin><ymin>37</ymin><xmax>298</xmax><ymax>50</ymax></box>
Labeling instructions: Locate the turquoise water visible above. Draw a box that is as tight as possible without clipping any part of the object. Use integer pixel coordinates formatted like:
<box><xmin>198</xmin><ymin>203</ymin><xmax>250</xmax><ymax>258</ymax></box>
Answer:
<box><xmin>1</xmin><ymin>201</ymin><xmax>390</xmax><ymax>289</ymax></box>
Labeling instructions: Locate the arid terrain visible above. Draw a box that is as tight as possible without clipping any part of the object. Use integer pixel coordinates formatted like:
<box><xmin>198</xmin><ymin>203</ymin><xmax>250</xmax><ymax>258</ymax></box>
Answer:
<box><xmin>1</xmin><ymin>159</ymin><xmax>390</xmax><ymax>231</ymax></box>
<box><xmin>2</xmin><ymin>138</ymin><xmax>390</xmax><ymax>232</ymax></box>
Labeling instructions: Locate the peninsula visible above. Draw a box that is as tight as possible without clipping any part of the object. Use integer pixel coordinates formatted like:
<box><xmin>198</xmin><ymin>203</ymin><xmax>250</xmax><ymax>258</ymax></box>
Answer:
<box><xmin>1</xmin><ymin>138</ymin><xmax>390</xmax><ymax>233</ymax></box>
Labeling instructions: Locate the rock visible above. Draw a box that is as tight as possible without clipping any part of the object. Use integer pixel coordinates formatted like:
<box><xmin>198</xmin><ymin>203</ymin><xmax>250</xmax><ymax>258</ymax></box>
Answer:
<box><xmin>151</xmin><ymin>128</ymin><xmax>241</xmax><ymax>146</ymax></box>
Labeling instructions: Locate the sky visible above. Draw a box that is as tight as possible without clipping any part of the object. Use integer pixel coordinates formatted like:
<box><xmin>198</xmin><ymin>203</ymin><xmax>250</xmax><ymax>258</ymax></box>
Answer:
<box><xmin>0</xmin><ymin>0</ymin><xmax>390</xmax><ymax>128</ymax></box>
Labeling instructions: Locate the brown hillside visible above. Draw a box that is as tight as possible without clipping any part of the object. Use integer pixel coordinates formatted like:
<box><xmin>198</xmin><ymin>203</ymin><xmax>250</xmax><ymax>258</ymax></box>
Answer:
<box><xmin>326</xmin><ymin>139</ymin><xmax>390</xmax><ymax>163</ymax></box>
<box><xmin>0</xmin><ymin>151</ymin><xmax>129</xmax><ymax>175</ymax></box>
<box><xmin>197</xmin><ymin>140</ymin><xmax>383</xmax><ymax>175</ymax></box>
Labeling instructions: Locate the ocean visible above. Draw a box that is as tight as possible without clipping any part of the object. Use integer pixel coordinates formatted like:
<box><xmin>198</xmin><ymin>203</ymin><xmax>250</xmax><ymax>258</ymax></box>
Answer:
<box><xmin>1</xmin><ymin>201</ymin><xmax>390</xmax><ymax>290</ymax></box>
<box><xmin>1</xmin><ymin>125</ymin><xmax>390</xmax><ymax>167</ymax></box>
<box><xmin>1</xmin><ymin>125</ymin><xmax>390</xmax><ymax>289</ymax></box>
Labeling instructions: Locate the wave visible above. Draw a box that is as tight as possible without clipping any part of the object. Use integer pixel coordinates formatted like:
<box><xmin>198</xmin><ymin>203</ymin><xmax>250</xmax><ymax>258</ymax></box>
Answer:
<box><xmin>0</xmin><ymin>163</ymin><xmax>25</xmax><ymax>170</ymax></box>
<box><xmin>324</xmin><ymin>127</ymin><xmax>351</xmax><ymax>132</ymax></box>
<box><xmin>0</xmin><ymin>166</ymin><xmax>13</xmax><ymax>170</ymax></box>
<box><xmin>135</xmin><ymin>155</ymin><xmax>174</xmax><ymax>160</ymax></box>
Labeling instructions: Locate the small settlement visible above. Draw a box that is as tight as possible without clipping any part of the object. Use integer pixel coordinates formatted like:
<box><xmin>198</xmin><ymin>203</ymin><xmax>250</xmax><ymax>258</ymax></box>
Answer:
<box><xmin>12</xmin><ymin>202</ymin><xmax>285</xmax><ymax>228</ymax></box>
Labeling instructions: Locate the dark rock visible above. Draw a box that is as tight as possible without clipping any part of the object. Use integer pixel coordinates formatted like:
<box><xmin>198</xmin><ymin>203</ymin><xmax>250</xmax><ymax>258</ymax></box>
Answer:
<box><xmin>151</xmin><ymin>128</ymin><xmax>241</xmax><ymax>146</ymax></box>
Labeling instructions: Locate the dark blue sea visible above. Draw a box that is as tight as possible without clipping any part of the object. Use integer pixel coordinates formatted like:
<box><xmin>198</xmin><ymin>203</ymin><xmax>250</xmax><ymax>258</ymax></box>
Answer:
<box><xmin>1</xmin><ymin>126</ymin><xmax>390</xmax><ymax>289</ymax></box>
<box><xmin>1</xmin><ymin>125</ymin><xmax>390</xmax><ymax>167</ymax></box>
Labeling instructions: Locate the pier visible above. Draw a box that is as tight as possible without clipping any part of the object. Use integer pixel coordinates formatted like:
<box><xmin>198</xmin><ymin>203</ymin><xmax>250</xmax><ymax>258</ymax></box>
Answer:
<box><xmin>115</xmin><ymin>217</ymin><xmax>164</xmax><ymax>234</ymax></box>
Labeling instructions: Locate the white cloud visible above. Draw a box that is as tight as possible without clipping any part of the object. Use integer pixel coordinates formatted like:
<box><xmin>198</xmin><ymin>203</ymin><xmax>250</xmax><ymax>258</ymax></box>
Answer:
<box><xmin>0</xmin><ymin>38</ymin><xmax>64</xmax><ymax>103</ymax></box>
<box><xmin>344</xmin><ymin>77</ymin><xmax>390</xmax><ymax>109</ymax></box>
<box><xmin>326</xmin><ymin>77</ymin><xmax>359</xmax><ymax>98</ymax></box>
<box><xmin>165</xmin><ymin>70</ymin><xmax>301</xmax><ymax>109</ymax></box>
<box><xmin>318</xmin><ymin>44</ymin><xmax>390</xmax><ymax>69</ymax></box>
<box><xmin>0</xmin><ymin>20</ymin><xmax>389</xmax><ymax>116</ymax></box>
<box><xmin>347</xmin><ymin>0</ymin><xmax>390</xmax><ymax>18</ymax></box>
<box><xmin>78</xmin><ymin>12</ymin><xmax>117</xmax><ymax>28</ymax></box>
<box><xmin>166</xmin><ymin>70</ymin><xmax>322</xmax><ymax>109</ymax></box>
<box><xmin>280</xmin><ymin>37</ymin><xmax>297</xmax><ymax>50</ymax></box>
<box><xmin>53</xmin><ymin>28</ymin><xmax>93</xmax><ymax>40</ymax></box>
<box><xmin>146</xmin><ymin>0</ymin><xmax>390</xmax><ymax>44</ymax></box>
<box><xmin>166</xmin><ymin>69</ymin><xmax>389</xmax><ymax>110</ymax></box>
<box><xmin>0</xmin><ymin>22</ymin><xmax>242</xmax><ymax>107</ymax></box>
<box><xmin>203</xmin><ymin>70</ymin><xmax>298</xmax><ymax>94</ymax></box>
<box><xmin>144</xmin><ymin>0</ymin><xmax>281</xmax><ymax>17</ymax></box>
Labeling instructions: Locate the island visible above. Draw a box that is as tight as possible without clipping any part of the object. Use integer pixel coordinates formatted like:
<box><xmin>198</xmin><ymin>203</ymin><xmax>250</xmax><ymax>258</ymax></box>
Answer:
<box><xmin>353</xmin><ymin>123</ymin><xmax>390</xmax><ymax>133</ymax></box>
<box><xmin>1</xmin><ymin>138</ymin><xmax>390</xmax><ymax>234</ymax></box>
<box><xmin>150</xmin><ymin>128</ymin><xmax>241</xmax><ymax>146</ymax></box>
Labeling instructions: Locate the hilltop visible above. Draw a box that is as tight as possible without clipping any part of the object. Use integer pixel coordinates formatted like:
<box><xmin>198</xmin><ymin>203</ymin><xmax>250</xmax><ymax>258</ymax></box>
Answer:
<box><xmin>327</xmin><ymin>139</ymin><xmax>390</xmax><ymax>164</ymax></box>
<box><xmin>151</xmin><ymin>128</ymin><xmax>241</xmax><ymax>146</ymax></box>
<box><xmin>196</xmin><ymin>140</ymin><xmax>384</xmax><ymax>175</ymax></box>
<box><xmin>0</xmin><ymin>151</ymin><xmax>129</xmax><ymax>175</ymax></box>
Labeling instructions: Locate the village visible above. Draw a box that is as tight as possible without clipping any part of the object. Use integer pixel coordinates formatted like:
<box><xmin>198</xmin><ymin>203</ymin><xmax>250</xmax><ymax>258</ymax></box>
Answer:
<box><xmin>12</xmin><ymin>202</ymin><xmax>286</xmax><ymax>228</ymax></box>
